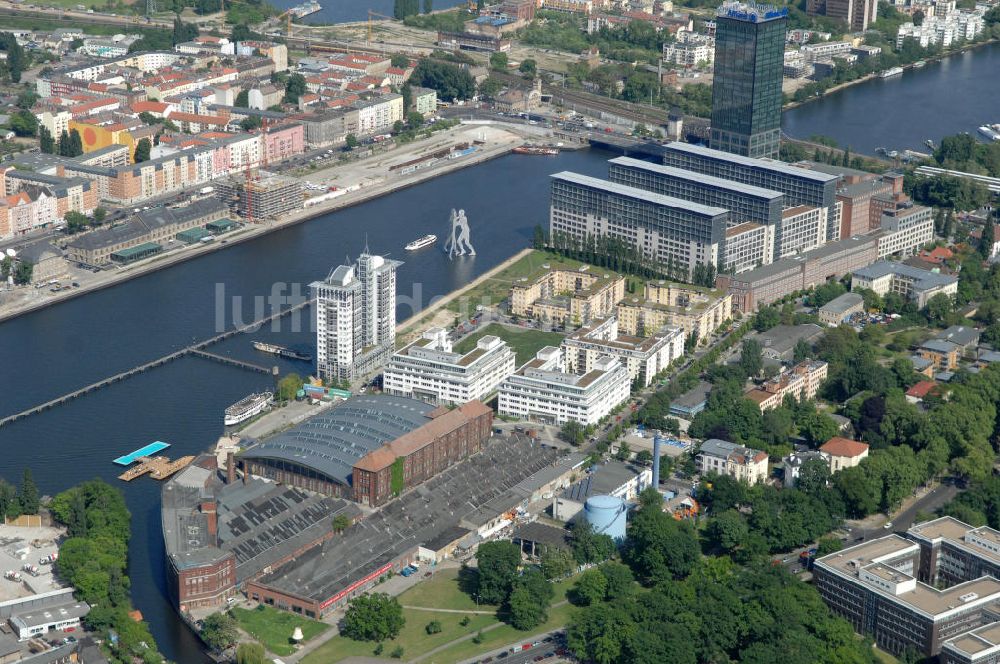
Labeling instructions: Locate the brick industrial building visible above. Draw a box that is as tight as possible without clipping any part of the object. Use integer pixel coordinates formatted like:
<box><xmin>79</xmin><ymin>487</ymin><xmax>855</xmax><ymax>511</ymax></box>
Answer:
<box><xmin>239</xmin><ymin>395</ymin><xmax>494</xmax><ymax>507</ymax></box>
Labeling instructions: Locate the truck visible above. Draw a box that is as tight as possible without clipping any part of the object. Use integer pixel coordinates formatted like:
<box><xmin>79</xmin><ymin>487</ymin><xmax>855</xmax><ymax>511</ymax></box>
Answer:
<box><xmin>4</xmin><ymin>571</ymin><xmax>21</xmax><ymax>581</ymax></box>
<box><xmin>22</xmin><ymin>564</ymin><xmax>39</xmax><ymax>576</ymax></box>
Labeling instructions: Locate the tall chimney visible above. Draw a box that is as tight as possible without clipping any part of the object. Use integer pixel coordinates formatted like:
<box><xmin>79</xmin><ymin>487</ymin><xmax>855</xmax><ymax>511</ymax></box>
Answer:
<box><xmin>226</xmin><ymin>451</ymin><xmax>236</xmax><ymax>485</ymax></box>
<box><xmin>652</xmin><ymin>436</ymin><xmax>662</xmax><ymax>492</ymax></box>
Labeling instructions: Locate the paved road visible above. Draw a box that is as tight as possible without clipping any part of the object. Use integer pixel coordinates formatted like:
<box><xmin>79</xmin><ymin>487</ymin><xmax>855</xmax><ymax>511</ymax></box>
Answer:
<box><xmin>457</xmin><ymin>630</ymin><xmax>569</xmax><ymax>664</ymax></box>
<box><xmin>774</xmin><ymin>479</ymin><xmax>962</xmax><ymax>573</ymax></box>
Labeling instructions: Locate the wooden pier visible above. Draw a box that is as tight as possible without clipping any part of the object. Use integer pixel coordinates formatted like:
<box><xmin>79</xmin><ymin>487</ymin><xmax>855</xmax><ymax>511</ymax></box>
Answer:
<box><xmin>118</xmin><ymin>455</ymin><xmax>195</xmax><ymax>482</ymax></box>
<box><xmin>0</xmin><ymin>300</ymin><xmax>312</xmax><ymax>429</ymax></box>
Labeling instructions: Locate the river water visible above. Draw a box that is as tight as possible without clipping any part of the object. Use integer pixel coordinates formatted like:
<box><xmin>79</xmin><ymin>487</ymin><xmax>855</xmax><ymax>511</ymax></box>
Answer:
<box><xmin>0</xmin><ymin>148</ymin><xmax>613</xmax><ymax>662</ymax></box>
<box><xmin>782</xmin><ymin>41</ymin><xmax>1000</xmax><ymax>155</ymax></box>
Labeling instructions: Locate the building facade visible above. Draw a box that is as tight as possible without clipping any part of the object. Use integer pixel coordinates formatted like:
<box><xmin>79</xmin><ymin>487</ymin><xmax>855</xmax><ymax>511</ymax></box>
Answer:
<box><xmin>710</xmin><ymin>2</ymin><xmax>788</xmax><ymax>159</ymax></box>
<box><xmin>498</xmin><ymin>347</ymin><xmax>631</xmax><ymax>425</ymax></box>
<box><xmin>561</xmin><ymin>316</ymin><xmax>685</xmax><ymax>387</ymax></box>
<box><xmin>744</xmin><ymin>359</ymin><xmax>828</xmax><ymax>411</ymax></box>
<box><xmin>312</xmin><ymin>252</ymin><xmax>400</xmax><ymax>382</ymax></box>
<box><xmin>509</xmin><ymin>267</ymin><xmax>625</xmax><ymax>325</ymax></box>
<box><xmin>616</xmin><ymin>280</ymin><xmax>733</xmax><ymax>341</ymax></box>
<box><xmin>696</xmin><ymin>437</ymin><xmax>769</xmax><ymax>483</ymax></box>
<box><xmin>550</xmin><ymin>171</ymin><xmax>729</xmax><ymax>280</ymax></box>
<box><xmin>382</xmin><ymin>328</ymin><xmax>516</xmax><ymax>404</ymax></box>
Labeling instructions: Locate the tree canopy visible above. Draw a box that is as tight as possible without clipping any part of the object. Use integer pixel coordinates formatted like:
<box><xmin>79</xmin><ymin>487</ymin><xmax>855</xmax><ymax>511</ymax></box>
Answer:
<box><xmin>342</xmin><ymin>593</ymin><xmax>405</xmax><ymax>642</ymax></box>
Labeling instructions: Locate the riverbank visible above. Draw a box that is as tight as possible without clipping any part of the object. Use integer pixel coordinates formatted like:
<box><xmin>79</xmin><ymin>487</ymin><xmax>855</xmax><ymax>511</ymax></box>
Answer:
<box><xmin>0</xmin><ymin>124</ymin><xmax>536</xmax><ymax>326</ymax></box>
<box><xmin>395</xmin><ymin>246</ymin><xmax>534</xmax><ymax>343</ymax></box>
<box><xmin>782</xmin><ymin>37</ymin><xmax>999</xmax><ymax>113</ymax></box>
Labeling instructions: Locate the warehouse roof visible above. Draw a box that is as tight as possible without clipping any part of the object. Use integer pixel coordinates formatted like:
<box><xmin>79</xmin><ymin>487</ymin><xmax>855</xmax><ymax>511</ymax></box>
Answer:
<box><xmin>240</xmin><ymin>395</ymin><xmax>436</xmax><ymax>485</ymax></box>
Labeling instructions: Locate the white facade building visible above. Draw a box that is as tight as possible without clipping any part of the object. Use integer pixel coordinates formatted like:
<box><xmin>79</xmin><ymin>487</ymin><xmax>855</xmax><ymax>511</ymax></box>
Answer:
<box><xmin>724</xmin><ymin>221</ymin><xmax>774</xmax><ymax>273</ymax></box>
<box><xmin>696</xmin><ymin>438</ymin><xmax>769</xmax><ymax>484</ymax></box>
<box><xmin>498</xmin><ymin>347</ymin><xmax>631</xmax><ymax>426</ymax></box>
<box><xmin>311</xmin><ymin>252</ymin><xmax>400</xmax><ymax>382</ymax></box>
<box><xmin>778</xmin><ymin>205</ymin><xmax>828</xmax><ymax>258</ymax></box>
<box><xmin>876</xmin><ymin>204</ymin><xmax>934</xmax><ymax>259</ymax></box>
<box><xmin>662</xmin><ymin>33</ymin><xmax>715</xmax><ymax>67</ymax></box>
<box><xmin>561</xmin><ymin>316</ymin><xmax>685</xmax><ymax>387</ymax></box>
<box><xmin>382</xmin><ymin>328</ymin><xmax>516</xmax><ymax>404</ymax></box>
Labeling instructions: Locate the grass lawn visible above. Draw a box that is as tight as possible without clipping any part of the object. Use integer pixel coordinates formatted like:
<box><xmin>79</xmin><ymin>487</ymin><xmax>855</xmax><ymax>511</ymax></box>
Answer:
<box><xmin>231</xmin><ymin>605</ymin><xmax>330</xmax><ymax>657</ymax></box>
<box><xmin>420</xmin><ymin>600</ymin><xmax>577</xmax><ymax>664</ymax></box>
<box><xmin>301</xmin><ymin>572</ymin><xmax>582</xmax><ymax>664</ymax></box>
<box><xmin>873</xmin><ymin>647</ymin><xmax>900</xmax><ymax>664</ymax></box>
<box><xmin>454</xmin><ymin>323</ymin><xmax>565</xmax><ymax>366</ymax></box>
<box><xmin>396</xmin><ymin>568</ymin><xmax>499</xmax><ymax>612</ymax></box>
<box><xmin>444</xmin><ymin>249</ymin><xmax>596</xmax><ymax>316</ymax></box>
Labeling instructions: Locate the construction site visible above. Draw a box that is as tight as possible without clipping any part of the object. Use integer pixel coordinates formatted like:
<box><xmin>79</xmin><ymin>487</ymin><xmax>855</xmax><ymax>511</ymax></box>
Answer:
<box><xmin>216</xmin><ymin>171</ymin><xmax>305</xmax><ymax>222</ymax></box>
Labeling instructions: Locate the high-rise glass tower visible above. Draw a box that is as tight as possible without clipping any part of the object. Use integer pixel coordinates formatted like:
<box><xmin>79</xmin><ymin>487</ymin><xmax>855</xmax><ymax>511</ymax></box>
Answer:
<box><xmin>710</xmin><ymin>1</ymin><xmax>788</xmax><ymax>159</ymax></box>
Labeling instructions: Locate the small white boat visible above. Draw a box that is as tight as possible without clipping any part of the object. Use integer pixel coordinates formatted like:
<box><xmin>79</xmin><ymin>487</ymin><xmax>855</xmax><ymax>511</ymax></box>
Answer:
<box><xmin>879</xmin><ymin>66</ymin><xmax>904</xmax><ymax>78</ymax></box>
<box><xmin>405</xmin><ymin>234</ymin><xmax>437</xmax><ymax>251</ymax></box>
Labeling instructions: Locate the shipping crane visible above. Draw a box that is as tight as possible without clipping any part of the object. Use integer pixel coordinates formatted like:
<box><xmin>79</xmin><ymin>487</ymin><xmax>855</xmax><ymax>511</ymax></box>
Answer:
<box><xmin>274</xmin><ymin>9</ymin><xmax>295</xmax><ymax>37</ymax></box>
<box><xmin>367</xmin><ymin>9</ymin><xmax>394</xmax><ymax>45</ymax></box>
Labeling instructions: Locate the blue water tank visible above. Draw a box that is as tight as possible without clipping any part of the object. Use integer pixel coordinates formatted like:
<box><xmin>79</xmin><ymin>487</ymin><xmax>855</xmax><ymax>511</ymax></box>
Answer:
<box><xmin>584</xmin><ymin>495</ymin><xmax>628</xmax><ymax>541</ymax></box>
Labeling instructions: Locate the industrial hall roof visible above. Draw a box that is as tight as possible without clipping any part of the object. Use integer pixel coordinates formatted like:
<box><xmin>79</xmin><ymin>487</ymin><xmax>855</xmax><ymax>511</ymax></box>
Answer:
<box><xmin>239</xmin><ymin>395</ymin><xmax>436</xmax><ymax>485</ymax></box>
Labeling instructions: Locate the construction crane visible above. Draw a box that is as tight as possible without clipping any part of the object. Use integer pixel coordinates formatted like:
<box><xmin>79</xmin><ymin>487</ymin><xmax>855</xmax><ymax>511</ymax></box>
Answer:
<box><xmin>367</xmin><ymin>10</ymin><xmax>394</xmax><ymax>45</ymax></box>
<box><xmin>275</xmin><ymin>9</ymin><xmax>294</xmax><ymax>37</ymax></box>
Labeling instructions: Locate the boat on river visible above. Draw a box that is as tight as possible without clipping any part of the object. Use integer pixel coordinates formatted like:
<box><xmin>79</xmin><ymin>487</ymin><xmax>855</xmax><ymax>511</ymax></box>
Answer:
<box><xmin>252</xmin><ymin>341</ymin><xmax>312</xmax><ymax>361</ymax></box>
<box><xmin>224</xmin><ymin>392</ymin><xmax>272</xmax><ymax>426</ymax></box>
<box><xmin>405</xmin><ymin>234</ymin><xmax>437</xmax><ymax>251</ymax></box>
<box><xmin>880</xmin><ymin>67</ymin><xmax>904</xmax><ymax>79</ymax></box>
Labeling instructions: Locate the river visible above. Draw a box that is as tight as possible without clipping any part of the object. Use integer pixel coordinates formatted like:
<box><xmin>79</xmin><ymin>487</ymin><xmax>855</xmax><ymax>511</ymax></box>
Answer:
<box><xmin>0</xmin><ymin>148</ymin><xmax>614</xmax><ymax>662</ymax></box>
<box><xmin>783</xmin><ymin>41</ymin><xmax>1000</xmax><ymax>155</ymax></box>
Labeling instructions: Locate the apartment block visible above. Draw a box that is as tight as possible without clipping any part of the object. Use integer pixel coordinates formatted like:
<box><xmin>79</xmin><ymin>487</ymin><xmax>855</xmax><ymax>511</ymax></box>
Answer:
<box><xmin>562</xmin><ymin>316</ymin><xmax>685</xmax><ymax>387</ymax></box>
<box><xmin>617</xmin><ymin>280</ymin><xmax>733</xmax><ymax>342</ymax></box>
<box><xmin>509</xmin><ymin>267</ymin><xmax>625</xmax><ymax>326</ymax></box>
<box><xmin>550</xmin><ymin>171</ymin><xmax>729</xmax><ymax>280</ymax></box>
<box><xmin>312</xmin><ymin>252</ymin><xmax>401</xmax><ymax>382</ymax></box>
<box><xmin>744</xmin><ymin>359</ymin><xmax>828</xmax><ymax>411</ymax></box>
<box><xmin>837</xmin><ymin>179</ymin><xmax>894</xmax><ymax>238</ymax></box>
<box><xmin>382</xmin><ymin>328</ymin><xmax>516</xmax><ymax>405</ymax></box>
<box><xmin>498</xmin><ymin>347</ymin><xmax>631</xmax><ymax>426</ymax></box>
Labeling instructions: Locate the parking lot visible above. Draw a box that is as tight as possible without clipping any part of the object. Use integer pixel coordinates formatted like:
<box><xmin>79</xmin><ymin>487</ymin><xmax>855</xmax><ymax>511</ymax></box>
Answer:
<box><xmin>0</xmin><ymin>524</ymin><xmax>66</xmax><ymax>601</ymax></box>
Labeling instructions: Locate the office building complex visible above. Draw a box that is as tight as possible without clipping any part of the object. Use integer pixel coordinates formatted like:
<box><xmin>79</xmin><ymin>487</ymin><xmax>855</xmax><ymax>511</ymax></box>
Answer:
<box><xmin>312</xmin><ymin>251</ymin><xmax>400</xmax><ymax>382</ymax></box>
<box><xmin>498</xmin><ymin>347</ymin><xmax>631</xmax><ymax>425</ymax></box>
<box><xmin>815</xmin><ymin>517</ymin><xmax>1000</xmax><ymax>659</ymax></box>
<box><xmin>607</xmin><ymin>156</ymin><xmax>783</xmax><ymax>268</ymax></box>
<box><xmin>658</xmin><ymin>141</ymin><xmax>841</xmax><ymax>242</ymax></box>
<box><xmin>710</xmin><ymin>1</ymin><xmax>788</xmax><ymax>159</ymax></box>
<box><xmin>382</xmin><ymin>328</ymin><xmax>516</xmax><ymax>405</ymax></box>
<box><xmin>549</xmin><ymin>171</ymin><xmax>729</xmax><ymax>280</ymax></box>
<box><xmin>851</xmin><ymin>261</ymin><xmax>958</xmax><ymax>309</ymax></box>
<box><xmin>718</xmin><ymin>234</ymin><xmax>878</xmax><ymax>312</ymax></box>
<box><xmin>562</xmin><ymin>316</ymin><xmax>685</xmax><ymax>387</ymax></box>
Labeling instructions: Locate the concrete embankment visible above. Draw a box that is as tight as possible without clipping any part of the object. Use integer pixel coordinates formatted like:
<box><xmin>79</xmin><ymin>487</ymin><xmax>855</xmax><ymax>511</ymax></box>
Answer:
<box><xmin>0</xmin><ymin>126</ymin><xmax>535</xmax><ymax>325</ymax></box>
